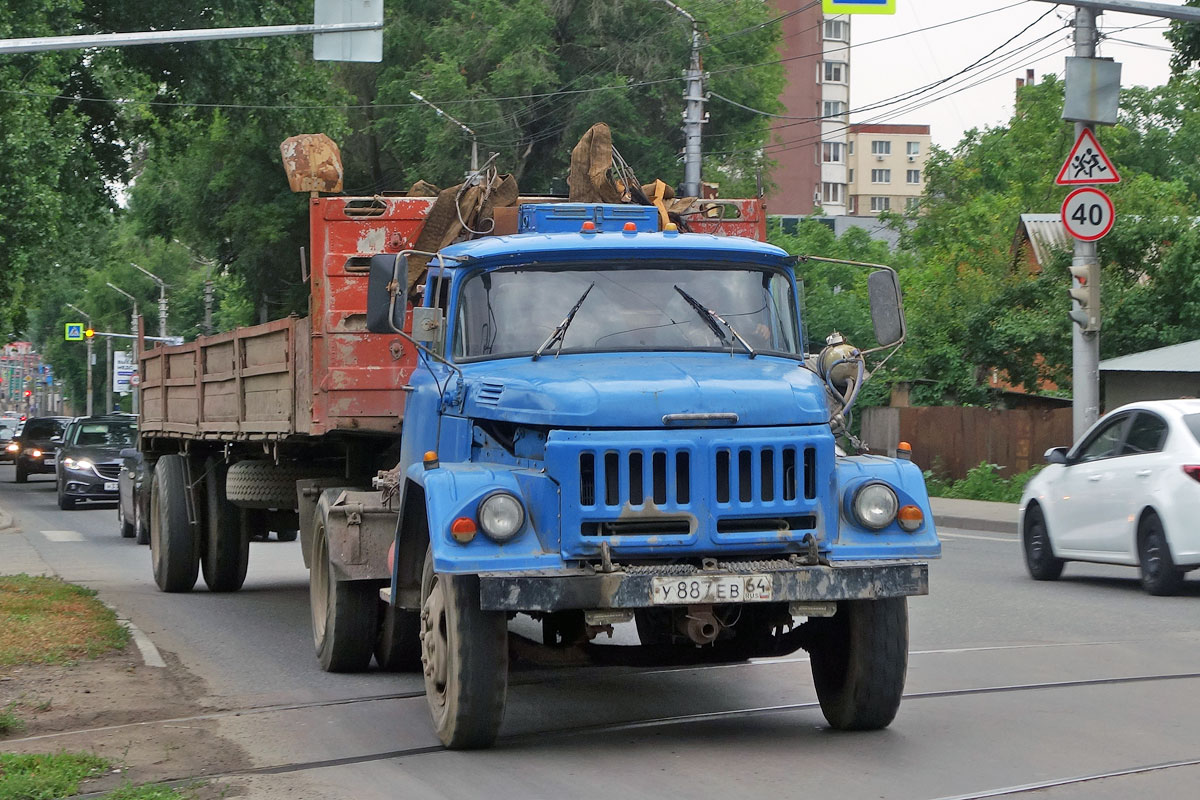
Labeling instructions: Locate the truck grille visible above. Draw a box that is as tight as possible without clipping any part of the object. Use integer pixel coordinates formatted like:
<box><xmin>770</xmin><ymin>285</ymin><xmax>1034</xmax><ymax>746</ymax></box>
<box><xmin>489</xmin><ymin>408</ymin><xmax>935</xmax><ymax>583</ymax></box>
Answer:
<box><xmin>546</xmin><ymin>426</ymin><xmax>832</xmax><ymax>559</ymax></box>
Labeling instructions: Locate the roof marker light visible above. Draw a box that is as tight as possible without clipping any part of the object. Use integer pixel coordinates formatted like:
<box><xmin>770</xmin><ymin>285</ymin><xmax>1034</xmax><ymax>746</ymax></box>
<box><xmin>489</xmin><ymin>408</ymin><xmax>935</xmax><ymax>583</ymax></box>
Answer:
<box><xmin>623</xmin><ymin>222</ymin><xmax>637</xmax><ymax>232</ymax></box>
<box><xmin>581</xmin><ymin>220</ymin><xmax>597</xmax><ymax>232</ymax></box>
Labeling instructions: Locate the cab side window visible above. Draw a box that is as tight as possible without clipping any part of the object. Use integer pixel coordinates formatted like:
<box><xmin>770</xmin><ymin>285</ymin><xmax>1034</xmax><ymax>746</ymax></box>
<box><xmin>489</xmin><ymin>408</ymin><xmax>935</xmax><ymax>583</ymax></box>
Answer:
<box><xmin>1121</xmin><ymin>412</ymin><xmax>1168</xmax><ymax>455</ymax></box>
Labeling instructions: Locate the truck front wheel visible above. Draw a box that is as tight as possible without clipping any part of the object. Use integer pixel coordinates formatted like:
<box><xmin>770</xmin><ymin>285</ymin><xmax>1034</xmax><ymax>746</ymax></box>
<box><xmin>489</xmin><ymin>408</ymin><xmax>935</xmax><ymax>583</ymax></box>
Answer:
<box><xmin>310</xmin><ymin>518</ymin><xmax>378</xmax><ymax>672</ymax></box>
<box><xmin>420</xmin><ymin>548</ymin><xmax>508</xmax><ymax>749</ymax></box>
<box><xmin>808</xmin><ymin>598</ymin><xmax>908</xmax><ymax>731</ymax></box>
<box><xmin>150</xmin><ymin>455</ymin><xmax>200</xmax><ymax>593</ymax></box>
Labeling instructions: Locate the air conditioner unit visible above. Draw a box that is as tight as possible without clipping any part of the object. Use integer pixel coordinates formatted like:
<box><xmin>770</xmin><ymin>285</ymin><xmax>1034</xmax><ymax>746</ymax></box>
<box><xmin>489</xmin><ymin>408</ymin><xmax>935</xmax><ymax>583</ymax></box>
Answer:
<box><xmin>907</xmin><ymin>154</ymin><xmax>916</xmax><ymax>162</ymax></box>
<box><xmin>875</xmin><ymin>154</ymin><xmax>885</xmax><ymax>162</ymax></box>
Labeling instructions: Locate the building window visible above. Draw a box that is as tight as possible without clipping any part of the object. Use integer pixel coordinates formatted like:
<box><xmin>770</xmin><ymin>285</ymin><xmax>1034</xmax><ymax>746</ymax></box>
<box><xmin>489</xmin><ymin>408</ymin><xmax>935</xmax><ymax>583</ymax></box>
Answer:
<box><xmin>848</xmin><ymin>168</ymin><xmax>854</xmax><ymax>183</ymax></box>
<box><xmin>871</xmin><ymin>140</ymin><xmax>891</xmax><ymax>156</ymax></box>
<box><xmin>823</xmin><ymin>101</ymin><xmax>846</xmax><ymax>118</ymax></box>
<box><xmin>906</xmin><ymin>169</ymin><xmax>921</xmax><ymax>184</ymax></box>
<box><xmin>906</xmin><ymin>197</ymin><xmax>920</xmax><ymax>211</ymax></box>
<box><xmin>848</xmin><ymin>196</ymin><xmax>857</xmax><ymax>214</ymax></box>
<box><xmin>871</xmin><ymin>169</ymin><xmax>890</xmax><ymax>184</ymax></box>
<box><xmin>847</xmin><ymin>140</ymin><xmax>854</xmax><ymax>155</ymax></box>
<box><xmin>822</xmin><ymin>142</ymin><xmax>844</xmax><ymax>163</ymax></box>
<box><xmin>870</xmin><ymin>196</ymin><xmax>890</xmax><ymax>212</ymax></box>
<box><xmin>907</xmin><ymin>141</ymin><xmax>921</xmax><ymax>156</ymax></box>
<box><xmin>824</xmin><ymin>19</ymin><xmax>848</xmax><ymax>41</ymax></box>
<box><xmin>823</xmin><ymin>62</ymin><xmax>846</xmax><ymax>84</ymax></box>
<box><xmin>822</xmin><ymin>182</ymin><xmax>843</xmax><ymax>204</ymax></box>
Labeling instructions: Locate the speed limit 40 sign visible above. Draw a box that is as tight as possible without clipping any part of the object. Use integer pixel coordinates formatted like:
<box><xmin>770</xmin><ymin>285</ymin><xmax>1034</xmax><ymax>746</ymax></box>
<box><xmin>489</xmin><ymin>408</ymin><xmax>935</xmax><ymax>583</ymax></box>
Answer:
<box><xmin>1061</xmin><ymin>187</ymin><xmax>1114</xmax><ymax>242</ymax></box>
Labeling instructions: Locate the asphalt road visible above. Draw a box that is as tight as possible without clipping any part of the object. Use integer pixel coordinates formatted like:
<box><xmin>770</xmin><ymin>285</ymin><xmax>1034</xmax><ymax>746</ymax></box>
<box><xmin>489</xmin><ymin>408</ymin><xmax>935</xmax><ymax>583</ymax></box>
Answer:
<box><xmin>3</xmin><ymin>463</ymin><xmax>1199</xmax><ymax>799</ymax></box>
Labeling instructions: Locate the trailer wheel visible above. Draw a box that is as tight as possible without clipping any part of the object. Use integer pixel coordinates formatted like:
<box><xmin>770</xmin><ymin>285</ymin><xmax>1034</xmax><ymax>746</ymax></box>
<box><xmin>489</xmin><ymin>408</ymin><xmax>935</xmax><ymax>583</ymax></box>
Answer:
<box><xmin>808</xmin><ymin>598</ymin><xmax>908</xmax><ymax>731</ymax></box>
<box><xmin>420</xmin><ymin>548</ymin><xmax>508</xmax><ymax>749</ymax></box>
<box><xmin>150</xmin><ymin>455</ymin><xmax>199</xmax><ymax>593</ymax></box>
<box><xmin>310</xmin><ymin>516</ymin><xmax>378</xmax><ymax>672</ymax></box>
<box><xmin>202</xmin><ymin>457</ymin><xmax>250</xmax><ymax>592</ymax></box>
<box><xmin>375</xmin><ymin>601</ymin><xmax>421</xmax><ymax>671</ymax></box>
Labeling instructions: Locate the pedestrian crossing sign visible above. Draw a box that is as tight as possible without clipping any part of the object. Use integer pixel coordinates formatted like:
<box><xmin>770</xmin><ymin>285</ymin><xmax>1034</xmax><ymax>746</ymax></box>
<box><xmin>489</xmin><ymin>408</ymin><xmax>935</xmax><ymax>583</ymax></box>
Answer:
<box><xmin>65</xmin><ymin>323</ymin><xmax>84</xmax><ymax>341</ymax></box>
<box><xmin>823</xmin><ymin>0</ymin><xmax>896</xmax><ymax>14</ymax></box>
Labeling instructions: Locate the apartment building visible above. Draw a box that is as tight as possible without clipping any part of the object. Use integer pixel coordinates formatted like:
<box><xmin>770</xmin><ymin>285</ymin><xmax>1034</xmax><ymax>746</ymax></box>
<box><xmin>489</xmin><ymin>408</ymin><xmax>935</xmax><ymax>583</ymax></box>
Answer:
<box><xmin>764</xmin><ymin>1</ymin><xmax>823</xmax><ymax>216</ymax></box>
<box><xmin>817</xmin><ymin>14</ymin><xmax>851</xmax><ymax>215</ymax></box>
<box><xmin>845</xmin><ymin>124</ymin><xmax>931</xmax><ymax>216</ymax></box>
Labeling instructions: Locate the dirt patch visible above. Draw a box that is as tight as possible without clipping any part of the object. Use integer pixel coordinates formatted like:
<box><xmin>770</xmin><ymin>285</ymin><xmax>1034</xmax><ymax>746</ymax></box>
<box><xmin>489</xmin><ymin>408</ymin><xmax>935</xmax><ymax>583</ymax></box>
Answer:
<box><xmin>0</xmin><ymin>646</ymin><xmax>251</xmax><ymax>796</ymax></box>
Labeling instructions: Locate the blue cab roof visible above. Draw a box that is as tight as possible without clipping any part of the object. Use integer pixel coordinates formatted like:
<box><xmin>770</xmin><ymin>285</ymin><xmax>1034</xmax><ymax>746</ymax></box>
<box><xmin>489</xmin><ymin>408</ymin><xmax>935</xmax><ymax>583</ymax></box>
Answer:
<box><xmin>439</xmin><ymin>230</ymin><xmax>790</xmax><ymax>267</ymax></box>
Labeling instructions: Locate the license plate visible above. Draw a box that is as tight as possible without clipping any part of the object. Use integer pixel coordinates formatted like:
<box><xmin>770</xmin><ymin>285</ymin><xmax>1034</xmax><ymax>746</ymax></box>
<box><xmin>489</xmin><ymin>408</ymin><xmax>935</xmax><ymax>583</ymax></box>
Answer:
<box><xmin>104</xmin><ymin>481</ymin><xmax>119</xmax><ymax>491</ymax></box>
<box><xmin>650</xmin><ymin>574</ymin><xmax>773</xmax><ymax>605</ymax></box>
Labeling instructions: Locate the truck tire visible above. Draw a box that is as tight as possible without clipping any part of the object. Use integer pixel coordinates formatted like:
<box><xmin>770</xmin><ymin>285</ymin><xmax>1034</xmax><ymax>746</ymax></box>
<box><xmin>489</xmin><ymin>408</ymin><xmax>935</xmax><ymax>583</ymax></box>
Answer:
<box><xmin>420</xmin><ymin>548</ymin><xmax>508</xmax><ymax>749</ymax></box>
<box><xmin>808</xmin><ymin>598</ymin><xmax>908</xmax><ymax>731</ymax></box>
<box><xmin>150</xmin><ymin>455</ymin><xmax>200</xmax><ymax>593</ymax></box>
<box><xmin>226</xmin><ymin>461</ymin><xmax>335</xmax><ymax>510</ymax></box>
<box><xmin>375</xmin><ymin>601</ymin><xmax>421</xmax><ymax>671</ymax></box>
<box><xmin>202</xmin><ymin>457</ymin><xmax>250</xmax><ymax>593</ymax></box>
<box><xmin>310</xmin><ymin>516</ymin><xmax>378</xmax><ymax>672</ymax></box>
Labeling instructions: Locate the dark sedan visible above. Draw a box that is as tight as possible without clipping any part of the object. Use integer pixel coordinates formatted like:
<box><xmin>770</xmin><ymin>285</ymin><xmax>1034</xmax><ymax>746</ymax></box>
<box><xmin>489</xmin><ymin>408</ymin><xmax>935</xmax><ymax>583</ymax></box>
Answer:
<box><xmin>10</xmin><ymin>416</ymin><xmax>70</xmax><ymax>483</ymax></box>
<box><xmin>55</xmin><ymin>415</ymin><xmax>137</xmax><ymax>510</ymax></box>
<box><xmin>117</xmin><ymin>446</ymin><xmax>150</xmax><ymax>543</ymax></box>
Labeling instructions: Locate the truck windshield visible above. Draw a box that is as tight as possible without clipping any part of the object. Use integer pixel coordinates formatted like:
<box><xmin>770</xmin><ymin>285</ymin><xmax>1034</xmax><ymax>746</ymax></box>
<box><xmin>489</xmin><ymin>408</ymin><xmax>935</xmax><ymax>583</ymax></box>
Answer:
<box><xmin>453</xmin><ymin>262</ymin><xmax>801</xmax><ymax>361</ymax></box>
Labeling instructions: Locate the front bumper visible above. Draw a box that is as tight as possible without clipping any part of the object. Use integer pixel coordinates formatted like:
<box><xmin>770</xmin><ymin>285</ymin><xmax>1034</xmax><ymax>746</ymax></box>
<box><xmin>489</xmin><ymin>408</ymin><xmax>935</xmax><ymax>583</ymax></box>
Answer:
<box><xmin>479</xmin><ymin>559</ymin><xmax>928</xmax><ymax>612</ymax></box>
<box><xmin>62</xmin><ymin>473</ymin><xmax>120</xmax><ymax>500</ymax></box>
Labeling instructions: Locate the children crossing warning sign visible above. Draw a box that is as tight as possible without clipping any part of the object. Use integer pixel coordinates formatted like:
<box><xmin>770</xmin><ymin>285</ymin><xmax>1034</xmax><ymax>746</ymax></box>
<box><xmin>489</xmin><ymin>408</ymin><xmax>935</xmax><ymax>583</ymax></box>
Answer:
<box><xmin>1056</xmin><ymin>128</ymin><xmax>1120</xmax><ymax>185</ymax></box>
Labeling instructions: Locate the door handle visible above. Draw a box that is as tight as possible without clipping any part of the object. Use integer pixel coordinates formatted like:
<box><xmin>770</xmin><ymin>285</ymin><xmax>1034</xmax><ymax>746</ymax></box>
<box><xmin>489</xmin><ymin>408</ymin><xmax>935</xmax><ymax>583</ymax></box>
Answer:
<box><xmin>1087</xmin><ymin>474</ymin><xmax>1102</xmax><ymax>482</ymax></box>
<box><xmin>1136</xmin><ymin>469</ymin><xmax>1152</xmax><ymax>478</ymax></box>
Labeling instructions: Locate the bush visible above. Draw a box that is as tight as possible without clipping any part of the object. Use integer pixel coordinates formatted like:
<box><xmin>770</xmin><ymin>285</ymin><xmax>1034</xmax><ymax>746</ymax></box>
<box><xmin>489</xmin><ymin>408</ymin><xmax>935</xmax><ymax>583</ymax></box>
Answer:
<box><xmin>923</xmin><ymin>461</ymin><xmax>1043</xmax><ymax>504</ymax></box>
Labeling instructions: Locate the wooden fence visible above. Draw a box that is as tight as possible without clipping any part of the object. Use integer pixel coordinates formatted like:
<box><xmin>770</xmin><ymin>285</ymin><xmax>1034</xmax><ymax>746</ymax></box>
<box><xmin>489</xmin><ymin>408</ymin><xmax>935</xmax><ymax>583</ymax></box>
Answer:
<box><xmin>860</xmin><ymin>406</ymin><xmax>1074</xmax><ymax>480</ymax></box>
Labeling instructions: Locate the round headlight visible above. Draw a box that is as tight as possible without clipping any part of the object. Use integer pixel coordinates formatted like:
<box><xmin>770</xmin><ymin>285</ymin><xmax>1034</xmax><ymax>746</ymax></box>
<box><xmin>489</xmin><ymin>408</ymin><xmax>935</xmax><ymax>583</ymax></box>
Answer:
<box><xmin>478</xmin><ymin>492</ymin><xmax>524</xmax><ymax>542</ymax></box>
<box><xmin>853</xmin><ymin>483</ymin><xmax>898</xmax><ymax>530</ymax></box>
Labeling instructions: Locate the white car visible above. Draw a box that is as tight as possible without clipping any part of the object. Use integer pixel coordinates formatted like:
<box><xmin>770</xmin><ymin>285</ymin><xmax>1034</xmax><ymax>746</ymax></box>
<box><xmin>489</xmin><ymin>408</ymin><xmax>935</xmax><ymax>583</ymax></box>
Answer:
<box><xmin>1019</xmin><ymin>398</ymin><xmax>1200</xmax><ymax>595</ymax></box>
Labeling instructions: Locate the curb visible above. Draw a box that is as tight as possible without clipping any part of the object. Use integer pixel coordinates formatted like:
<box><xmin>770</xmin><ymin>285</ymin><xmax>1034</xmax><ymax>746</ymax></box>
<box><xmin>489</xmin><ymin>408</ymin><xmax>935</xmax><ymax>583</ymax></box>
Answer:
<box><xmin>934</xmin><ymin>515</ymin><xmax>1018</xmax><ymax>535</ymax></box>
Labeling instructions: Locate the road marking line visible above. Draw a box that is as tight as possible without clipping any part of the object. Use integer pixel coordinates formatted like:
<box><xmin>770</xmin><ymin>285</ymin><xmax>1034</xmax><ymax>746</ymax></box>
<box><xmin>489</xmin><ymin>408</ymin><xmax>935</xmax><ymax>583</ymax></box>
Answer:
<box><xmin>104</xmin><ymin>603</ymin><xmax>167</xmax><ymax>668</ymax></box>
<box><xmin>41</xmin><ymin>530</ymin><xmax>84</xmax><ymax>542</ymax></box>
<box><xmin>939</xmin><ymin>531</ymin><xmax>1017</xmax><ymax>543</ymax></box>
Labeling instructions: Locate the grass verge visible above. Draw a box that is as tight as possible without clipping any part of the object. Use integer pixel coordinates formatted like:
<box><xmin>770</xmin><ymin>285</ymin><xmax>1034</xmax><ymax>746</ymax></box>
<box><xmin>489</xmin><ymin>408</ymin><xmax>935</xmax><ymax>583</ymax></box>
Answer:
<box><xmin>924</xmin><ymin>461</ymin><xmax>1044</xmax><ymax>504</ymax></box>
<box><xmin>0</xmin><ymin>575</ymin><xmax>128</xmax><ymax>667</ymax></box>
<box><xmin>0</xmin><ymin>752</ymin><xmax>200</xmax><ymax>799</ymax></box>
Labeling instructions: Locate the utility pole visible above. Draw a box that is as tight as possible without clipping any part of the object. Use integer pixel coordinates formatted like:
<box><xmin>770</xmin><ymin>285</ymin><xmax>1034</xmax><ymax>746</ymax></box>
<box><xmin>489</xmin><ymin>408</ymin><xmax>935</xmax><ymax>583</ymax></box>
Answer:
<box><xmin>204</xmin><ymin>273</ymin><xmax>214</xmax><ymax>336</ymax></box>
<box><xmin>1071</xmin><ymin>7</ymin><xmax>1101</xmax><ymax>439</ymax></box>
<box><xmin>66</xmin><ymin>303</ymin><xmax>93</xmax><ymax>417</ymax></box>
<box><xmin>655</xmin><ymin>0</ymin><xmax>704</xmax><ymax>197</ymax></box>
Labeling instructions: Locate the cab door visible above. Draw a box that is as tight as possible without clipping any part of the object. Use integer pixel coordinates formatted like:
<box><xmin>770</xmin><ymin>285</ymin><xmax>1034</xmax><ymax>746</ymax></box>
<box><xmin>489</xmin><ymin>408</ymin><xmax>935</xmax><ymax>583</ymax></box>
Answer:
<box><xmin>1092</xmin><ymin>411</ymin><xmax>1170</xmax><ymax>555</ymax></box>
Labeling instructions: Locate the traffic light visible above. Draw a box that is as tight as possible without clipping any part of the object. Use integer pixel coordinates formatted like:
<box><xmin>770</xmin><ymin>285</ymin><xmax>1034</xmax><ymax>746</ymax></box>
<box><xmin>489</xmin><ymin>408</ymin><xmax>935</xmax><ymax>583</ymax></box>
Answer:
<box><xmin>85</xmin><ymin>328</ymin><xmax>95</xmax><ymax>338</ymax></box>
<box><xmin>23</xmin><ymin>389</ymin><xmax>31</xmax><ymax>398</ymax></box>
<box><xmin>1068</xmin><ymin>261</ymin><xmax>1100</xmax><ymax>333</ymax></box>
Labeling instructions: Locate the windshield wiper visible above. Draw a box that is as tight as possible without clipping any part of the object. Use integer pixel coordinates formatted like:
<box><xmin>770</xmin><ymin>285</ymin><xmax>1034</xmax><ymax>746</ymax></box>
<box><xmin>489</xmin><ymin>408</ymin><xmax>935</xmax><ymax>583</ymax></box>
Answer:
<box><xmin>672</xmin><ymin>285</ymin><xmax>757</xmax><ymax>358</ymax></box>
<box><xmin>533</xmin><ymin>282</ymin><xmax>595</xmax><ymax>360</ymax></box>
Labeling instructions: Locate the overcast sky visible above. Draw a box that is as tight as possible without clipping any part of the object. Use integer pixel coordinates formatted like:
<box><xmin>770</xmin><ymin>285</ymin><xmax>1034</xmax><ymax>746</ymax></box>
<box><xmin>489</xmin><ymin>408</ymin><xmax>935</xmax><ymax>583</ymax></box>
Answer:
<box><xmin>846</xmin><ymin>1</ymin><xmax>1179</xmax><ymax>149</ymax></box>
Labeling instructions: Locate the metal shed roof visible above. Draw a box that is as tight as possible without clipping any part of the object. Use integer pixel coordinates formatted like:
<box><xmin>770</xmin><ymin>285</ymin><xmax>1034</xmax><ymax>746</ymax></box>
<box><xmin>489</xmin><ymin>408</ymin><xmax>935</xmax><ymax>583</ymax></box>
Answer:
<box><xmin>1100</xmin><ymin>339</ymin><xmax>1200</xmax><ymax>373</ymax></box>
<box><xmin>1017</xmin><ymin>214</ymin><xmax>1072</xmax><ymax>266</ymax></box>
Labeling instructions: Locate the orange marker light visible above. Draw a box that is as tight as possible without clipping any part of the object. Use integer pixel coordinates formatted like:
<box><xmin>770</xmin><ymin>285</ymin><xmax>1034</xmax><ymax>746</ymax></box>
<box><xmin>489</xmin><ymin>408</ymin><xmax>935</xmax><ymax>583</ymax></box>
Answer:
<box><xmin>897</xmin><ymin>441</ymin><xmax>912</xmax><ymax>461</ymax></box>
<box><xmin>898</xmin><ymin>505</ymin><xmax>923</xmax><ymax>532</ymax></box>
<box><xmin>422</xmin><ymin>450</ymin><xmax>440</xmax><ymax>470</ymax></box>
<box><xmin>581</xmin><ymin>220</ymin><xmax>597</xmax><ymax>232</ymax></box>
<box><xmin>450</xmin><ymin>517</ymin><xmax>477</xmax><ymax>543</ymax></box>
<box><xmin>623</xmin><ymin>221</ymin><xmax>637</xmax><ymax>231</ymax></box>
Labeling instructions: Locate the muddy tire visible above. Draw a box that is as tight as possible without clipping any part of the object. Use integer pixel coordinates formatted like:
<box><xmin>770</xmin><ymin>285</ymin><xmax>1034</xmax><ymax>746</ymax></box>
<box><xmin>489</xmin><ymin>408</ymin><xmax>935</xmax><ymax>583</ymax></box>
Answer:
<box><xmin>1023</xmin><ymin>505</ymin><xmax>1064</xmax><ymax>581</ymax></box>
<box><xmin>375</xmin><ymin>601</ymin><xmax>422</xmax><ymax>671</ymax></box>
<box><xmin>226</xmin><ymin>461</ymin><xmax>335</xmax><ymax>509</ymax></box>
<box><xmin>809</xmin><ymin>598</ymin><xmax>908</xmax><ymax>731</ymax></box>
<box><xmin>420</xmin><ymin>548</ymin><xmax>508</xmax><ymax>749</ymax></box>
<box><xmin>310</xmin><ymin>513</ymin><xmax>378</xmax><ymax>672</ymax></box>
<box><xmin>1139</xmin><ymin>513</ymin><xmax>1184</xmax><ymax>596</ymax></box>
<box><xmin>150</xmin><ymin>455</ymin><xmax>199</xmax><ymax>593</ymax></box>
<box><xmin>202</xmin><ymin>458</ymin><xmax>250</xmax><ymax>593</ymax></box>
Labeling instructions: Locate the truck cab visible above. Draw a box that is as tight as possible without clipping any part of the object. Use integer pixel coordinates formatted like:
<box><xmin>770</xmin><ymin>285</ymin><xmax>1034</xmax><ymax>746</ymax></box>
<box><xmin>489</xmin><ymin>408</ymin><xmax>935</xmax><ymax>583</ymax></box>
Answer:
<box><xmin>355</xmin><ymin>203</ymin><xmax>939</xmax><ymax>748</ymax></box>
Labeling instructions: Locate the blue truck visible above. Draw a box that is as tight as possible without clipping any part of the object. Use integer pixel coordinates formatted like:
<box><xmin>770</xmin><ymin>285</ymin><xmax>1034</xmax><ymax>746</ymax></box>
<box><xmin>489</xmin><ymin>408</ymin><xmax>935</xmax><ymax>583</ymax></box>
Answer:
<box><xmin>349</xmin><ymin>202</ymin><xmax>940</xmax><ymax>748</ymax></box>
<box><xmin>138</xmin><ymin>143</ymin><xmax>938</xmax><ymax>750</ymax></box>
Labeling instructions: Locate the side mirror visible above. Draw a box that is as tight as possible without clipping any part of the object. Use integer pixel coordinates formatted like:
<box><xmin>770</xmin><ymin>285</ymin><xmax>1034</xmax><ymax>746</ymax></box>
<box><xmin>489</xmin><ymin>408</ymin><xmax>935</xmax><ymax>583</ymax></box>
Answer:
<box><xmin>119</xmin><ymin>448</ymin><xmax>139</xmax><ymax>459</ymax></box>
<box><xmin>50</xmin><ymin>435</ymin><xmax>62</xmax><ymax>443</ymax></box>
<box><xmin>366</xmin><ymin>253</ymin><xmax>409</xmax><ymax>334</ymax></box>
<box><xmin>867</xmin><ymin>269</ymin><xmax>906</xmax><ymax>347</ymax></box>
<box><xmin>1044</xmin><ymin>447</ymin><xmax>1068</xmax><ymax>465</ymax></box>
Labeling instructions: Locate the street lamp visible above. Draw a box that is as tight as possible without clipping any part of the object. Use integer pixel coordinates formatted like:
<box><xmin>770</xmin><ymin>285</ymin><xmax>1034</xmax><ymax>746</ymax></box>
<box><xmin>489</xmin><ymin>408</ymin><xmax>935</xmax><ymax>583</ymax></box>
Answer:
<box><xmin>410</xmin><ymin>91</ymin><xmax>479</xmax><ymax>176</ymax></box>
<box><xmin>131</xmin><ymin>262</ymin><xmax>168</xmax><ymax>339</ymax></box>
<box><xmin>65</xmin><ymin>302</ymin><xmax>94</xmax><ymax>416</ymax></box>
<box><xmin>106</xmin><ymin>282</ymin><xmax>139</xmax><ymax>415</ymax></box>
